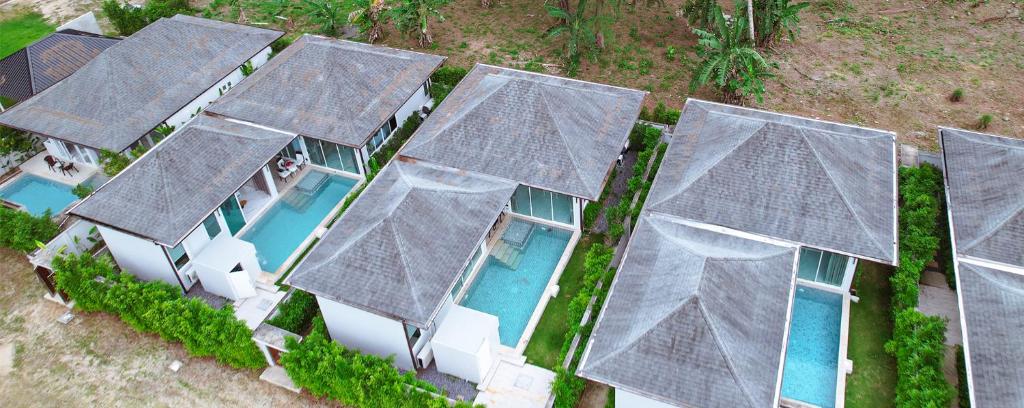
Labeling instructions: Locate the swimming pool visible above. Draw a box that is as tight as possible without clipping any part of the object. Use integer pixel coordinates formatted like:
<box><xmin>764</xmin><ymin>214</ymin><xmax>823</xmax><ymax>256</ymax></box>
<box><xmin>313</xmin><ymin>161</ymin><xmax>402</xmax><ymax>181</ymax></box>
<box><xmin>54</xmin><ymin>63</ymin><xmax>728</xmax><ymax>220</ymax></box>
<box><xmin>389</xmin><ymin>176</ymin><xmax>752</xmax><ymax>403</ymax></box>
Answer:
<box><xmin>240</xmin><ymin>171</ymin><xmax>357</xmax><ymax>272</ymax></box>
<box><xmin>0</xmin><ymin>174</ymin><xmax>78</xmax><ymax>216</ymax></box>
<box><xmin>460</xmin><ymin>223</ymin><xmax>572</xmax><ymax>347</ymax></box>
<box><xmin>782</xmin><ymin>286</ymin><xmax>843</xmax><ymax>408</ymax></box>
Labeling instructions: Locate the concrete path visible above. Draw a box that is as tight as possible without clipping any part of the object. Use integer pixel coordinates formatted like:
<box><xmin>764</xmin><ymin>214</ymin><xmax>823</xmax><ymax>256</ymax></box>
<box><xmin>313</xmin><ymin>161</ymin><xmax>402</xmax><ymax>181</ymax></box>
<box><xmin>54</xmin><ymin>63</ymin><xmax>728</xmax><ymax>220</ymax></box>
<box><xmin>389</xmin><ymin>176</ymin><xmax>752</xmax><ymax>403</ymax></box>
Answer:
<box><xmin>917</xmin><ymin>270</ymin><xmax>962</xmax><ymax>346</ymax></box>
<box><xmin>474</xmin><ymin>361</ymin><xmax>554</xmax><ymax>408</ymax></box>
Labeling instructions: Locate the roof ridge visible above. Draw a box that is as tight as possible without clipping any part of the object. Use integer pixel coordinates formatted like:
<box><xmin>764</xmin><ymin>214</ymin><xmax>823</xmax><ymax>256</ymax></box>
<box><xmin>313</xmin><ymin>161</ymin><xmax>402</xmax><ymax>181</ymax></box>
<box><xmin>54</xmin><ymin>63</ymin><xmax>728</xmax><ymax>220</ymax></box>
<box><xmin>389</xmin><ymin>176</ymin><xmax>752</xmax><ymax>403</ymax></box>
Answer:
<box><xmin>405</xmin><ymin>74</ymin><xmax>511</xmax><ymax>153</ymax></box>
<box><xmin>962</xmin><ymin>204</ymin><xmax>1024</xmax><ymax>252</ymax></box>
<box><xmin>388</xmin><ymin>219</ymin><xmax>428</xmax><ymax>318</ymax></box>
<box><xmin>696</xmin><ymin>296</ymin><xmax>758</xmax><ymax>407</ymax></box>
<box><xmin>539</xmin><ymin>83</ymin><xmax>594</xmax><ymax>197</ymax></box>
<box><xmin>585</xmin><ymin>294</ymin><xmax>701</xmax><ymax>370</ymax></box>
<box><xmin>648</xmin><ymin>116</ymin><xmax>765</xmax><ymax>211</ymax></box>
<box><xmin>799</xmin><ymin>127</ymin><xmax>889</xmax><ymax>257</ymax></box>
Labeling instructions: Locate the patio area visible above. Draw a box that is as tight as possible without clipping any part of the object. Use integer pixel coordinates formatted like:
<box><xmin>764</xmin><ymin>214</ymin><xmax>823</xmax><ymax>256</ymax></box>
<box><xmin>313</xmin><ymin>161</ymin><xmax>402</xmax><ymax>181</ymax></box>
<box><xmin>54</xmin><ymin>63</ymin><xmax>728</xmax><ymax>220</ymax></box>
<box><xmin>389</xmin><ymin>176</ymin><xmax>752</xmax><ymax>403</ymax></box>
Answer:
<box><xmin>18</xmin><ymin>152</ymin><xmax>99</xmax><ymax>186</ymax></box>
<box><xmin>474</xmin><ymin>359</ymin><xmax>555</xmax><ymax>408</ymax></box>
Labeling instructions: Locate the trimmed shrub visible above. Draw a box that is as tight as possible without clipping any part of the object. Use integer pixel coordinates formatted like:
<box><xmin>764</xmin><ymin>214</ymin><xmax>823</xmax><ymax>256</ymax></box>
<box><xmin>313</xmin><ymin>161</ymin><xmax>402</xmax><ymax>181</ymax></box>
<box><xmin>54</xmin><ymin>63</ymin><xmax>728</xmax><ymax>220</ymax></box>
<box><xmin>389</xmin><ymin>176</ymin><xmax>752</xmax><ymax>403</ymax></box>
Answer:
<box><xmin>72</xmin><ymin>183</ymin><xmax>94</xmax><ymax>198</ymax></box>
<box><xmin>266</xmin><ymin>290</ymin><xmax>319</xmax><ymax>334</ymax></box>
<box><xmin>281</xmin><ymin>316</ymin><xmax>477</xmax><ymax>407</ymax></box>
<box><xmin>887</xmin><ymin>163</ymin><xmax>955</xmax><ymax>407</ymax></box>
<box><xmin>53</xmin><ymin>252</ymin><xmax>267</xmax><ymax>369</ymax></box>
<box><xmin>370</xmin><ymin>114</ymin><xmax>423</xmax><ymax>166</ymax></box>
<box><xmin>957</xmin><ymin>345</ymin><xmax>970</xmax><ymax>408</ymax></box>
<box><xmin>0</xmin><ymin>207</ymin><xmax>58</xmax><ymax>252</ymax></box>
<box><xmin>429</xmin><ymin>66</ymin><xmax>468</xmax><ymax>103</ymax></box>
<box><xmin>638</xmin><ymin>102</ymin><xmax>681</xmax><ymax>125</ymax></box>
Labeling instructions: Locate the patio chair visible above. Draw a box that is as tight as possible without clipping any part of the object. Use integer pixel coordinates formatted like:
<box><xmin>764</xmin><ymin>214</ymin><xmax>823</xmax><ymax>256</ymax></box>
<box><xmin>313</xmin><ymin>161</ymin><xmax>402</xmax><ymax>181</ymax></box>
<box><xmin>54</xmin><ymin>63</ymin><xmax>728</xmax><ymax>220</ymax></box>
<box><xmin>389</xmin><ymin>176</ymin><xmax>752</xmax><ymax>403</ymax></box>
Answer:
<box><xmin>61</xmin><ymin>162</ymin><xmax>78</xmax><ymax>176</ymax></box>
<box><xmin>44</xmin><ymin>156</ymin><xmax>59</xmax><ymax>172</ymax></box>
<box><xmin>294</xmin><ymin>152</ymin><xmax>308</xmax><ymax>168</ymax></box>
<box><xmin>278</xmin><ymin>158</ymin><xmax>298</xmax><ymax>173</ymax></box>
<box><xmin>276</xmin><ymin>167</ymin><xmax>292</xmax><ymax>182</ymax></box>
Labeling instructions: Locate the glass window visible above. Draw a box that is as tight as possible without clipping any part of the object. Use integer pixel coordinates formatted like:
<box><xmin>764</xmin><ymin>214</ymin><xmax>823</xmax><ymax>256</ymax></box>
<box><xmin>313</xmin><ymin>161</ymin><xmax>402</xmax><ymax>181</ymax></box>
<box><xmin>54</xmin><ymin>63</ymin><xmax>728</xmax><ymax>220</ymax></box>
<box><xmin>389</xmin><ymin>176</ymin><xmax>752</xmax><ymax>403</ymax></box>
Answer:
<box><xmin>405</xmin><ymin>324</ymin><xmax>421</xmax><ymax>344</ymax></box>
<box><xmin>511</xmin><ymin>185</ymin><xmax>531</xmax><ymax>216</ymax></box>
<box><xmin>168</xmin><ymin>243</ymin><xmax>190</xmax><ymax>270</ymax></box>
<box><xmin>339</xmin><ymin>145</ymin><xmax>359</xmax><ymax>174</ymax></box>
<box><xmin>323</xmin><ymin>141</ymin><xmax>344</xmax><ymax>170</ymax></box>
<box><xmin>531</xmin><ymin>188</ymin><xmax>553</xmax><ymax>220</ymax></box>
<box><xmin>552</xmin><ymin>192</ymin><xmax>573</xmax><ymax>224</ymax></box>
<box><xmin>798</xmin><ymin>248</ymin><xmax>822</xmax><ymax>281</ymax></box>
<box><xmin>202</xmin><ymin>214</ymin><xmax>221</xmax><ymax>239</ymax></box>
<box><xmin>305</xmin><ymin>137</ymin><xmax>326</xmax><ymax>166</ymax></box>
<box><xmin>389</xmin><ymin>115</ymin><xmax>398</xmax><ymax>132</ymax></box>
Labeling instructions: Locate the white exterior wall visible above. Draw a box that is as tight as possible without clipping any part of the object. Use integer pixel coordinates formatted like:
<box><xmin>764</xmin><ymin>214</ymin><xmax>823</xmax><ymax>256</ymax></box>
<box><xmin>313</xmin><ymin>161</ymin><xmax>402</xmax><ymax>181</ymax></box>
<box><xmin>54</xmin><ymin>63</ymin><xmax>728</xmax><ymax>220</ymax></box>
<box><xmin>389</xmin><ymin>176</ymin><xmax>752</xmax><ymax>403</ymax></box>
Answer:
<box><xmin>316</xmin><ymin>296</ymin><xmax>415</xmax><ymax>370</ymax></box>
<box><xmin>161</xmin><ymin>46</ymin><xmax>274</xmax><ymax>133</ymax></box>
<box><xmin>615</xmin><ymin>389</ymin><xmax>680</xmax><ymax>408</ymax></box>
<box><xmin>98</xmin><ymin>225</ymin><xmax>180</xmax><ymax>290</ymax></box>
<box><xmin>357</xmin><ymin>82</ymin><xmax>432</xmax><ymax>169</ymax></box>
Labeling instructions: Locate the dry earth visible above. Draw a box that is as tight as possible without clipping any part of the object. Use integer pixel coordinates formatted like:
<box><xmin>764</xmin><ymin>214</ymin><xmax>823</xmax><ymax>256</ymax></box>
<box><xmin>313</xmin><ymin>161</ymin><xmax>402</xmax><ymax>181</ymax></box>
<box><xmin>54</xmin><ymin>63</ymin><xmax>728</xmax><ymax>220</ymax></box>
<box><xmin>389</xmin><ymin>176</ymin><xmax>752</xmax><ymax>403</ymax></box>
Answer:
<box><xmin>0</xmin><ymin>249</ymin><xmax>333</xmax><ymax>407</ymax></box>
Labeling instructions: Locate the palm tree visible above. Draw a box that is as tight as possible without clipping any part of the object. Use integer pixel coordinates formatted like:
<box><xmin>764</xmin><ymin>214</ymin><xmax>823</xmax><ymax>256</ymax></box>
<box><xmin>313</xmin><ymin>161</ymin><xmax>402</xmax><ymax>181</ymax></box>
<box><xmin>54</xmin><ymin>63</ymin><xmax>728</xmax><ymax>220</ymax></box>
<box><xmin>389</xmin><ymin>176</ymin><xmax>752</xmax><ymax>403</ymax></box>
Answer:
<box><xmin>689</xmin><ymin>0</ymin><xmax>772</xmax><ymax>105</ymax></box>
<box><xmin>546</xmin><ymin>0</ymin><xmax>599</xmax><ymax>76</ymax></box>
<box><xmin>390</xmin><ymin>0</ymin><xmax>451</xmax><ymax>47</ymax></box>
<box><xmin>349</xmin><ymin>0</ymin><xmax>388</xmax><ymax>43</ymax></box>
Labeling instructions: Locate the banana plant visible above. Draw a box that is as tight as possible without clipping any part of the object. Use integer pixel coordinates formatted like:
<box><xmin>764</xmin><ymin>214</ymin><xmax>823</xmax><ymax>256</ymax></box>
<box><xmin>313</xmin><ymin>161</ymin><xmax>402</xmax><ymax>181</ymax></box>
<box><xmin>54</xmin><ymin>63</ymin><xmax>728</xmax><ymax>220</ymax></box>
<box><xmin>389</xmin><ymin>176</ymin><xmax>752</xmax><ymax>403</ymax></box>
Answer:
<box><xmin>689</xmin><ymin>0</ymin><xmax>774</xmax><ymax>105</ymax></box>
<box><xmin>390</xmin><ymin>0</ymin><xmax>450</xmax><ymax>47</ymax></box>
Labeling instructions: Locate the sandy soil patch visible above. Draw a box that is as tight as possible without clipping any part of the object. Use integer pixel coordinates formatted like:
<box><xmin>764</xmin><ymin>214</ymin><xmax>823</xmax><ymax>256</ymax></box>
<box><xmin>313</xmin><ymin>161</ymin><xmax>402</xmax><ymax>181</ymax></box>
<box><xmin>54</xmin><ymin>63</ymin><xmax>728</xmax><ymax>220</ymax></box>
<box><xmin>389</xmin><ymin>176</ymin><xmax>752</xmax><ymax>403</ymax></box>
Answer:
<box><xmin>0</xmin><ymin>249</ymin><xmax>335</xmax><ymax>407</ymax></box>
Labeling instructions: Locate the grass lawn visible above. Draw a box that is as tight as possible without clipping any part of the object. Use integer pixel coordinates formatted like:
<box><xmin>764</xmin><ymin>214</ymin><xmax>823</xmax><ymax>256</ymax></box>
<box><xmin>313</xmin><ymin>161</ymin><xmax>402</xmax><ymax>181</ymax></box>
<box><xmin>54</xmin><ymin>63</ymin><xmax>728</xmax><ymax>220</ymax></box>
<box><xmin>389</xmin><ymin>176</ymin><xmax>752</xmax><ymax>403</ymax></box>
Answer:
<box><xmin>523</xmin><ymin>232</ymin><xmax>602</xmax><ymax>370</ymax></box>
<box><xmin>0</xmin><ymin>12</ymin><xmax>54</xmax><ymax>59</ymax></box>
<box><xmin>844</xmin><ymin>261</ymin><xmax>897</xmax><ymax>408</ymax></box>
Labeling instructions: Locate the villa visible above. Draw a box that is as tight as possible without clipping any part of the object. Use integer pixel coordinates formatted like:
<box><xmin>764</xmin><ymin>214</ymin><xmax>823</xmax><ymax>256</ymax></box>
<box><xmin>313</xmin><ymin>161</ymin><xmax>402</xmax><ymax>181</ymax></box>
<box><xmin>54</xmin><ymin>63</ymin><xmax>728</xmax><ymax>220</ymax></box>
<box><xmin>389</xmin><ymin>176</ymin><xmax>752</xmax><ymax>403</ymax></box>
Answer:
<box><xmin>0</xmin><ymin>15</ymin><xmax>281</xmax><ymax>217</ymax></box>
<box><xmin>285</xmin><ymin>64</ymin><xmax>644</xmax><ymax>402</ymax></box>
<box><xmin>0</xmin><ymin>29</ymin><xmax>119</xmax><ymax>108</ymax></box>
<box><xmin>577</xmin><ymin>99</ymin><xmax>898</xmax><ymax>408</ymax></box>
<box><xmin>940</xmin><ymin>127</ymin><xmax>1024</xmax><ymax>407</ymax></box>
<box><xmin>205</xmin><ymin>34</ymin><xmax>444</xmax><ymax>176</ymax></box>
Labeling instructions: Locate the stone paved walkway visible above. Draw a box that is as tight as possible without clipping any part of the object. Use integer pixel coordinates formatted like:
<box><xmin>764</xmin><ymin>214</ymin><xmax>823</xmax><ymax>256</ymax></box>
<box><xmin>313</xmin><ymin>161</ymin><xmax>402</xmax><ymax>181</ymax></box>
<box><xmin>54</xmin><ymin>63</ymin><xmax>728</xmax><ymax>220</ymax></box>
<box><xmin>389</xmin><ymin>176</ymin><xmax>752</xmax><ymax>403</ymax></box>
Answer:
<box><xmin>917</xmin><ymin>270</ymin><xmax>962</xmax><ymax>346</ymax></box>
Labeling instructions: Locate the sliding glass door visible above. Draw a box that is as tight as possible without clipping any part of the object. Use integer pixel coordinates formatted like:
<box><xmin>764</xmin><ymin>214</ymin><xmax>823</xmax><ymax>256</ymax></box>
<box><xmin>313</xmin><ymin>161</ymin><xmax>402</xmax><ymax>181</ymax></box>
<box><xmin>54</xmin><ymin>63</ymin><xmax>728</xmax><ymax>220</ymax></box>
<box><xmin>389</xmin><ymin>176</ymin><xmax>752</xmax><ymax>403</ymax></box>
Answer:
<box><xmin>798</xmin><ymin>248</ymin><xmax>848</xmax><ymax>287</ymax></box>
<box><xmin>303</xmin><ymin>136</ymin><xmax>359</xmax><ymax>174</ymax></box>
<box><xmin>220</xmin><ymin>194</ymin><xmax>246</xmax><ymax>236</ymax></box>
<box><xmin>510</xmin><ymin>185</ymin><xmax>575</xmax><ymax>225</ymax></box>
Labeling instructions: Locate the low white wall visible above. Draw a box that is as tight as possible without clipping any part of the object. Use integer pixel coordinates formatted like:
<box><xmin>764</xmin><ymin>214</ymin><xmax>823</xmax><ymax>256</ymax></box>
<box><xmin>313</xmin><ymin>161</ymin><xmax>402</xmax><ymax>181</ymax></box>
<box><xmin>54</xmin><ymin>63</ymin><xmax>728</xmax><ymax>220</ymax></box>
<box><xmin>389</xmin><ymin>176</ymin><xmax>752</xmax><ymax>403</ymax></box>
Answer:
<box><xmin>161</xmin><ymin>46</ymin><xmax>274</xmax><ymax>133</ymax></box>
<box><xmin>616</xmin><ymin>389</ymin><xmax>679</xmax><ymax>408</ymax></box>
<box><xmin>317</xmin><ymin>296</ymin><xmax>415</xmax><ymax>370</ymax></box>
<box><xmin>98</xmin><ymin>226</ymin><xmax>180</xmax><ymax>290</ymax></box>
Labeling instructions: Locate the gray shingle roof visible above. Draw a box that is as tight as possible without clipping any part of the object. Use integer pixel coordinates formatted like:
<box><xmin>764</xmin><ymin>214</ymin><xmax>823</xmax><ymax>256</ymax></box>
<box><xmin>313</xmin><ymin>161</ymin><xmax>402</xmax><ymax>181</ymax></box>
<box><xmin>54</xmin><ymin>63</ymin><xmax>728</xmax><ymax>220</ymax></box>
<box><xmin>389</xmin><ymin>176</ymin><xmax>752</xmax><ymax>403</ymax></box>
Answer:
<box><xmin>578</xmin><ymin>213</ymin><xmax>797</xmax><ymax>408</ymax></box>
<box><xmin>285</xmin><ymin>158</ymin><xmax>517</xmax><ymax>326</ymax></box>
<box><xmin>70</xmin><ymin>115</ymin><xmax>294</xmax><ymax>245</ymax></box>
<box><xmin>400</xmin><ymin>64</ymin><xmax>646</xmax><ymax>200</ymax></box>
<box><xmin>941</xmin><ymin>128</ymin><xmax>1024</xmax><ymax>267</ymax></box>
<box><xmin>207</xmin><ymin>35</ymin><xmax>444</xmax><ymax>147</ymax></box>
<box><xmin>956</xmin><ymin>262</ymin><xmax>1024</xmax><ymax>407</ymax></box>
<box><xmin>0</xmin><ymin>30</ymin><xmax>120</xmax><ymax>105</ymax></box>
<box><xmin>649</xmin><ymin>99</ymin><xmax>897</xmax><ymax>264</ymax></box>
<box><xmin>0</xmin><ymin>16</ymin><xmax>281</xmax><ymax>151</ymax></box>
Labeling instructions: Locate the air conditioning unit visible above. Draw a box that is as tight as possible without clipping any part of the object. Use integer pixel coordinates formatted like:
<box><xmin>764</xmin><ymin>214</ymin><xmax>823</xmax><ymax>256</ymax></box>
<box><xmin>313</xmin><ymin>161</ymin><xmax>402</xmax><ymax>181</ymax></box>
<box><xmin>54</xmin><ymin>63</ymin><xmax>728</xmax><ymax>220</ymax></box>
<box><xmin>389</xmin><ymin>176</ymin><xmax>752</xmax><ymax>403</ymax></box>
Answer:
<box><xmin>417</xmin><ymin>343</ymin><xmax>434</xmax><ymax>368</ymax></box>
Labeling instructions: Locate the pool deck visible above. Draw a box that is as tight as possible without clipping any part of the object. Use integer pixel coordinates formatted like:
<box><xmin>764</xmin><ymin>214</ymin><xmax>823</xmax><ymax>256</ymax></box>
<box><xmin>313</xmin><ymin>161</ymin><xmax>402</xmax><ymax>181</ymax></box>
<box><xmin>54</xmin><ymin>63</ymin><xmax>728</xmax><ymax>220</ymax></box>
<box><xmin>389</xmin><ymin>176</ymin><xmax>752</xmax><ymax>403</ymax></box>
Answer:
<box><xmin>231</xmin><ymin>165</ymin><xmax>363</xmax><ymax>286</ymax></box>
<box><xmin>17</xmin><ymin>152</ymin><xmax>98</xmax><ymax>186</ymax></box>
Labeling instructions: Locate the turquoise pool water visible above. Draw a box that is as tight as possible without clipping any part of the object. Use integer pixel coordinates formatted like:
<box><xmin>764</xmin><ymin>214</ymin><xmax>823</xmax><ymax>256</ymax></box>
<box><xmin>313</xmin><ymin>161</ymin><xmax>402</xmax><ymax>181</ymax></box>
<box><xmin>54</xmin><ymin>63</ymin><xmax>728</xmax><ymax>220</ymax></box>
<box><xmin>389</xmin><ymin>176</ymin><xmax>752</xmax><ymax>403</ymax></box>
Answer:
<box><xmin>240</xmin><ymin>171</ymin><xmax>357</xmax><ymax>272</ymax></box>
<box><xmin>0</xmin><ymin>174</ymin><xmax>77</xmax><ymax>216</ymax></box>
<box><xmin>460</xmin><ymin>223</ymin><xmax>572</xmax><ymax>347</ymax></box>
<box><xmin>782</xmin><ymin>286</ymin><xmax>843</xmax><ymax>408</ymax></box>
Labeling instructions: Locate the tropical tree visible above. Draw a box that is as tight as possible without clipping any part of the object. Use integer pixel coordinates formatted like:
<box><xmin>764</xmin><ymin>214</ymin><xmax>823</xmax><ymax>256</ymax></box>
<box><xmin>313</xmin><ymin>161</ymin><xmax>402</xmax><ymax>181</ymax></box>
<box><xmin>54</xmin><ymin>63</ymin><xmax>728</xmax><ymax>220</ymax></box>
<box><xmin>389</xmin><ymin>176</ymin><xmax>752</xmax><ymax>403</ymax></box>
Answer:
<box><xmin>753</xmin><ymin>0</ymin><xmax>810</xmax><ymax>47</ymax></box>
<box><xmin>348</xmin><ymin>0</ymin><xmax>389</xmax><ymax>43</ymax></box>
<box><xmin>682</xmin><ymin>0</ymin><xmax>717</xmax><ymax>30</ymax></box>
<box><xmin>389</xmin><ymin>0</ymin><xmax>450</xmax><ymax>47</ymax></box>
<box><xmin>303</xmin><ymin>0</ymin><xmax>347</xmax><ymax>35</ymax></box>
<box><xmin>546</xmin><ymin>0</ymin><xmax>602</xmax><ymax>76</ymax></box>
<box><xmin>689</xmin><ymin>1</ymin><xmax>773</xmax><ymax>105</ymax></box>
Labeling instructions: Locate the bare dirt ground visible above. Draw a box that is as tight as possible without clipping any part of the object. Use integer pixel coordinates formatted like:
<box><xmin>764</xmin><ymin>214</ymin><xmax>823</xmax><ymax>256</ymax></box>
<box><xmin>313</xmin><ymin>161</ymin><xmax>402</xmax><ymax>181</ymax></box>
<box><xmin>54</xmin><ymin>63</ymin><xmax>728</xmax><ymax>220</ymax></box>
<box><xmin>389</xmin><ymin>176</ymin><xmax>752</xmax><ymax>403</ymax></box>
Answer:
<box><xmin>0</xmin><ymin>0</ymin><xmax>102</xmax><ymax>25</ymax></box>
<box><xmin>0</xmin><ymin>249</ymin><xmax>332</xmax><ymax>407</ymax></box>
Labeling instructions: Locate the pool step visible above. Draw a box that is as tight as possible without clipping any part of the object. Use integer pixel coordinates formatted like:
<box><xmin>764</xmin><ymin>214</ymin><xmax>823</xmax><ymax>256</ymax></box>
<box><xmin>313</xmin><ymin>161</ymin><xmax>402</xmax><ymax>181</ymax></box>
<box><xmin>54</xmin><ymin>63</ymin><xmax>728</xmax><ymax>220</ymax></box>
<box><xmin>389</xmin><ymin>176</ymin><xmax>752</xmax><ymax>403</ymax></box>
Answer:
<box><xmin>281</xmin><ymin>190</ymin><xmax>315</xmax><ymax>211</ymax></box>
<box><xmin>492</xmin><ymin>241</ymin><xmax>523</xmax><ymax>270</ymax></box>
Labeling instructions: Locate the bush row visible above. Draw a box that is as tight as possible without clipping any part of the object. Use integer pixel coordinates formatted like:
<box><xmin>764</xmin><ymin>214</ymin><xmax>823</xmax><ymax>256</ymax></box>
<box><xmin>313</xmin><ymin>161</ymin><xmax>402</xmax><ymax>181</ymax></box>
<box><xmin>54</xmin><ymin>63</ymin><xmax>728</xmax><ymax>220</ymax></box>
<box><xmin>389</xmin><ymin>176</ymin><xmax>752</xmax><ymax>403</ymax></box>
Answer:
<box><xmin>53</xmin><ymin>252</ymin><xmax>266</xmax><ymax>369</ymax></box>
<box><xmin>0</xmin><ymin>207</ymin><xmax>58</xmax><ymax>252</ymax></box>
<box><xmin>370</xmin><ymin>114</ymin><xmax>423</xmax><ymax>166</ymax></box>
<box><xmin>551</xmin><ymin>244</ymin><xmax>615</xmax><ymax>408</ymax></box>
<box><xmin>266</xmin><ymin>290</ymin><xmax>318</xmax><ymax>334</ymax></box>
<box><xmin>605</xmin><ymin>125</ymin><xmax>665</xmax><ymax>242</ymax></box>
<box><xmin>282</xmin><ymin>316</ymin><xmax>477</xmax><ymax>407</ymax></box>
<box><xmin>102</xmin><ymin>0</ymin><xmax>191</xmax><ymax>36</ymax></box>
<box><xmin>638</xmin><ymin>102</ymin><xmax>680</xmax><ymax>126</ymax></box>
<box><xmin>885</xmin><ymin>164</ymin><xmax>954</xmax><ymax>407</ymax></box>
<box><xmin>582</xmin><ymin>167</ymin><xmax>616</xmax><ymax>230</ymax></box>
<box><xmin>429</xmin><ymin>66</ymin><xmax>469</xmax><ymax>104</ymax></box>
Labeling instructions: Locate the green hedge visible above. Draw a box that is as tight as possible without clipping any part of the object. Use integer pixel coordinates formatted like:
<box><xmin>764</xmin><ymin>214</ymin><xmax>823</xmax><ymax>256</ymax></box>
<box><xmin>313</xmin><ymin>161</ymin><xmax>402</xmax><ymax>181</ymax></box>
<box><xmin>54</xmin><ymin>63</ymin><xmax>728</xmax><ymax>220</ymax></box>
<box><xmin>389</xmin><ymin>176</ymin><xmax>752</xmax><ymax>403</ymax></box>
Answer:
<box><xmin>886</xmin><ymin>164</ymin><xmax>954</xmax><ymax>407</ymax></box>
<box><xmin>583</xmin><ymin>168</ymin><xmax>616</xmax><ymax>230</ymax></box>
<box><xmin>102</xmin><ymin>0</ymin><xmax>191</xmax><ymax>36</ymax></box>
<box><xmin>638</xmin><ymin>102</ymin><xmax>680</xmax><ymax>125</ymax></box>
<box><xmin>53</xmin><ymin>252</ymin><xmax>266</xmax><ymax>369</ymax></box>
<box><xmin>282</xmin><ymin>316</ymin><xmax>477</xmax><ymax>407</ymax></box>
<box><xmin>551</xmin><ymin>244</ymin><xmax>615</xmax><ymax>408</ymax></box>
<box><xmin>956</xmin><ymin>345</ymin><xmax>970</xmax><ymax>408</ymax></box>
<box><xmin>370</xmin><ymin>114</ymin><xmax>423</xmax><ymax>166</ymax></box>
<box><xmin>605</xmin><ymin>125</ymin><xmax>665</xmax><ymax>242</ymax></box>
<box><xmin>429</xmin><ymin>66</ymin><xmax>468</xmax><ymax>104</ymax></box>
<box><xmin>266</xmin><ymin>290</ymin><xmax>318</xmax><ymax>334</ymax></box>
<box><xmin>0</xmin><ymin>207</ymin><xmax>58</xmax><ymax>252</ymax></box>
